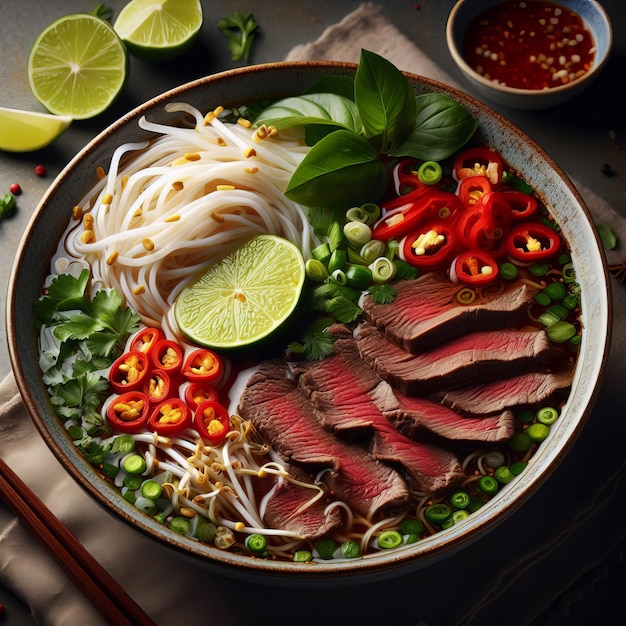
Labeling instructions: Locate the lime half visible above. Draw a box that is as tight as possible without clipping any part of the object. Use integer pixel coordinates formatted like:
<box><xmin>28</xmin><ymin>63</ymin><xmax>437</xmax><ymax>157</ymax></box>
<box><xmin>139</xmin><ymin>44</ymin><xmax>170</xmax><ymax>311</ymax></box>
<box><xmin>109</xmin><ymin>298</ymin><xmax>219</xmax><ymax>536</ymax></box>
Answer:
<box><xmin>114</xmin><ymin>0</ymin><xmax>203</xmax><ymax>62</ymax></box>
<box><xmin>175</xmin><ymin>235</ymin><xmax>306</xmax><ymax>350</ymax></box>
<box><xmin>0</xmin><ymin>106</ymin><xmax>71</xmax><ymax>152</ymax></box>
<box><xmin>28</xmin><ymin>14</ymin><xmax>127</xmax><ymax>120</ymax></box>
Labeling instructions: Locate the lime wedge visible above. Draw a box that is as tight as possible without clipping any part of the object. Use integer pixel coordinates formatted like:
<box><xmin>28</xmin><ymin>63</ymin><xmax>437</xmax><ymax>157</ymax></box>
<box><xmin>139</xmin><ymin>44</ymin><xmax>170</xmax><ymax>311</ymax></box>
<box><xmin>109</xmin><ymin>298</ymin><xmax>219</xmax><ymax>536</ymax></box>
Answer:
<box><xmin>0</xmin><ymin>106</ymin><xmax>71</xmax><ymax>152</ymax></box>
<box><xmin>113</xmin><ymin>0</ymin><xmax>203</xmax><ymax>62</ymax></box>
<box><xmin>174</xmin><ymin>235</ymin><xmax>306</xmax><ymax>350</ymax></box>
<box><xmin>28</xmin><ymin>14</ymin><xmax>127</xmax><ymax>120</ymax></box>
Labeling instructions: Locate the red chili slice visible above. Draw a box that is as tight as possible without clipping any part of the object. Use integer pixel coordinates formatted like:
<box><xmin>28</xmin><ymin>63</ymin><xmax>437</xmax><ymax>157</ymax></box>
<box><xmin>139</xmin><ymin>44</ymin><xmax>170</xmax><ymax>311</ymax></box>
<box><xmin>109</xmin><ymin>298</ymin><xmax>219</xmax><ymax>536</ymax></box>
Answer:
<box><xmin>373</xmin><ymin>191</ymin><xmax>462</xmax><ymax>241</ymax></box>
<box><xmin>182</xmin><ymin>348</ymin><xmax>223</xmax><ymax>384</ymax></box>
<box><xmin>401</xmin><ymin>220</ymin><xmax>459</xmax><ymax>271</ymax></box>
<box><xmin>506</xmin><ymin>221</ymin><xmax>561</xmax><ymax>262</ymax></box>
<box><xmin>148</xmin><ymin>398</ymin><xmax>192</xmax><ymax>436</ymax></box>
<box><xmin>453</xmin><ymin>249</ymin><xmax>499</xmax><ymax>287</ymax></box>
<box><xmin>194</xmin><ymin>401</ymin><xmax>230</xmax><ymax>446</ymax></box>
<box><xmin>109</xmin><ymin>350</ymin><xmax>150</xmax><ymax>394</ymax></box>
<box><xmin>457</xmin><ymin>175</ymin><xmax>493</xmax><ymax>208</ymax></box>
<box><xmin>143</xmin><ymin>369</ymin><xmax>172</xmax><ymax>405</ymax></box>
<box><xmin>106</xmin><ymin>391</ymin><xmax>150</xmax><ymax>434</ymax></box>
<box><xmin>453</xmin><ymin>147</ymin><xmax>503</xmax><ymax>186</ymax></box>
<box><xmin>183</xmin><ymin>382</ymin><xmax>221</xmax><ymax>409</ymax></box>
<box><xmin>501</xmin><ymin>190</ymin><xmax>538</xmax><ymax>221</ymax></box>
<box><xmin>151</xmin><ymin>339</ymin><xmax>183</xmax><ymax>377</ymax></box>
<box><xmin>382</xmin><ymin>158</ymin><xmax>432</xmax><ymax>210</ymax></box>
<box><xmin>129</xmin><ymin>327</ymin><xmax>164</xmax><ymax>357</ymax></box>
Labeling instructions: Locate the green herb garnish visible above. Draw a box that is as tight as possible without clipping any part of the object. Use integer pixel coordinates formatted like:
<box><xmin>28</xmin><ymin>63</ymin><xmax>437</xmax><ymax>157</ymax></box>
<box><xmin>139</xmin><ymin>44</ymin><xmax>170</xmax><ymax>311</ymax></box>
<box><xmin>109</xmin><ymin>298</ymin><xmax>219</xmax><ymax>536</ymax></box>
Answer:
<box><xmin>218</xmin><ymin>12</ymin><xmax>259</xmax><ymax>62</ymax></box>
<box><xmin>255</xmin><ymin>49</ymin><xmax>477</xmax><ymax>209</ymax></box>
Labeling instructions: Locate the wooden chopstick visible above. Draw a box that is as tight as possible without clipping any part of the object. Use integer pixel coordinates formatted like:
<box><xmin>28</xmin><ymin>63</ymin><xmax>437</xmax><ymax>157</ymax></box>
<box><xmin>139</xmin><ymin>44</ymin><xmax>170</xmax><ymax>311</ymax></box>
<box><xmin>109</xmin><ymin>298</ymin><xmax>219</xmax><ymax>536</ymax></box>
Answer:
<box><xmin>0</xmin><ymin>457</ymin><xmax>156</xmax><ymax>626</ymax></box>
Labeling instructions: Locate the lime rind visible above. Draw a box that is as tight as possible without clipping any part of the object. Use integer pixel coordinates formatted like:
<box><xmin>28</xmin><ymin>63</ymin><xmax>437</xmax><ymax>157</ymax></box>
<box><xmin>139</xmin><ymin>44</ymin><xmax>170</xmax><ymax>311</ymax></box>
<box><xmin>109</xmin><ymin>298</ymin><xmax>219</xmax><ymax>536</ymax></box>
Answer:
<box><xmin>113</xmin><ymin>0</ymin><xmax>203</xmax><ymax>62</ymax></box>
<box><xmin>175</xmin><ymin>235</ymin><xmax>306</xmax><ymax>350</ymax></box>
<box><xmin>0</xmin><ymin>106</ymin><xmax>71</xmax><ymax>152</ymax></box>
<box><xmin>27</xmin><ymin>14</ymin><xmax>127</xmax><ymax>120</ymax></box>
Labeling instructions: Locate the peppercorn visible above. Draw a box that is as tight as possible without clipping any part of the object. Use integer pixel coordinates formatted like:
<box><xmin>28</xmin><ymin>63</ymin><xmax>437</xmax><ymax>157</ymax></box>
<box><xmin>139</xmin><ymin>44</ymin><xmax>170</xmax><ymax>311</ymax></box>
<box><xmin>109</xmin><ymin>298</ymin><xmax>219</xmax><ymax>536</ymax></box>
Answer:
<box><xmin>35</xmin><ymin>164</ymin><xmax>47</xmax><ymax>177</ymax></box>
<box><xmin>9</xmin><ymin>183</ymin><xmax>21</xmax><ymax>195</ymax></box>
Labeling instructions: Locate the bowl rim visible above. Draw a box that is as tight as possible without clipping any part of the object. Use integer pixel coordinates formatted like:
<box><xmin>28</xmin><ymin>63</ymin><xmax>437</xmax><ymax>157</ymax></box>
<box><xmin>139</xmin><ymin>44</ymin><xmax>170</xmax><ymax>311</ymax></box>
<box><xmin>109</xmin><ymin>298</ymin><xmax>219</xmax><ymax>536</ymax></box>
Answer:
<box><xmin>6</xmin><ymin>59</ymin><xmax>613</xmax><ymax>583</ymax></box>
<box><xmin>445</xmin><ymin>0</ymin><xmax>614</xmax><ymax>97</ymax></box>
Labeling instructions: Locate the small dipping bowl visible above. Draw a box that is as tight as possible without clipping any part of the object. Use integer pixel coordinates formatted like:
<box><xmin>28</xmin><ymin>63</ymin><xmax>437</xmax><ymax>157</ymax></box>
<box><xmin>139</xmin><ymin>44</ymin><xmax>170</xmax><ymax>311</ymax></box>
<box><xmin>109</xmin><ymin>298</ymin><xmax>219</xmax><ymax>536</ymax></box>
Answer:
<box><xmin>446</xmin><ymin>0</ymin><xmax>613</xmax><ymax>109</ymax></box>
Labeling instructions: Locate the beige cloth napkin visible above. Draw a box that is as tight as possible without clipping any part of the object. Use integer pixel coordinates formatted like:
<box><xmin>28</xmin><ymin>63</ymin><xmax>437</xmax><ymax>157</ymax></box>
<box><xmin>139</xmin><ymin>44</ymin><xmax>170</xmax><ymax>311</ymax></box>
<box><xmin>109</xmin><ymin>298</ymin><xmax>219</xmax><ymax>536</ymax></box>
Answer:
<box><xmin>1</xmin><ymin>4</ymin><xmax>624</xmax><ymax>625</ymax></box>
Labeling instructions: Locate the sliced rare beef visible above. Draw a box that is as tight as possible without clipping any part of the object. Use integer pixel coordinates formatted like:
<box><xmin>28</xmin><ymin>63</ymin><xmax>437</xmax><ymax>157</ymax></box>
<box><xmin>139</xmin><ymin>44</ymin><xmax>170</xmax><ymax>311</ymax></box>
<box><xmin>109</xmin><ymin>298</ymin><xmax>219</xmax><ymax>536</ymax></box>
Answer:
<box><xmin>356</xmin><ymin>322</ymin><xmax>553</xmax><ymax>394</ymax></box>
<box><xmin>362</xmin><ymin>272</ymin><xmax>539</xmax><ymax>352</ymax></box>
<box><xmin>433</xmin><ymin>370</ymin><xmax>574</xmax><ymax>415</ymax></box>
<box><xmin>237</xmin><ymin>359</ymin><xmax>410</xmax><ymax>519</ymax></box>
<box><xmin>262</xmin><ymin>462</ymin><xmax>343</xmax><ymax>540</ymax></box>
<box><xmin>386</xmin><ymin>393</ymin><xmax>516</xmax><ymax>444</ymax></box>
<box><xmin>293</xmin><ymin>338</ymin><xmax>464</xmax><ymax>493</ymax></box>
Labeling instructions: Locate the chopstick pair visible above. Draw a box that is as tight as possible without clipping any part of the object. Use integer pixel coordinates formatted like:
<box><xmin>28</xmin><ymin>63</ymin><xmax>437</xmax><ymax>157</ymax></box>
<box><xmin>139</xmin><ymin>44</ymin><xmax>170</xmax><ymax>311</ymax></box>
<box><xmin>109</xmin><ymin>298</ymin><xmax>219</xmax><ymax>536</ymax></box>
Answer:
<box><xmin>0</xmin><ymin>456</ymin><xmax>156</xmax><ymax>626</ymax></box>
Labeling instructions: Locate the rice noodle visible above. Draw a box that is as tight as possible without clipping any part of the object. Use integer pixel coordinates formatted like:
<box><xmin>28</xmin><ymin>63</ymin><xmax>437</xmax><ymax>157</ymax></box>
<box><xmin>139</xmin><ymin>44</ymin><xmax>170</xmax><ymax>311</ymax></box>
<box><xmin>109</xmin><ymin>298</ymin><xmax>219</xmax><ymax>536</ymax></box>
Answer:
<box><xmin>53</xmin><ymin>104</ymin><xmax>316</xmax><ymax>335</ymax></box>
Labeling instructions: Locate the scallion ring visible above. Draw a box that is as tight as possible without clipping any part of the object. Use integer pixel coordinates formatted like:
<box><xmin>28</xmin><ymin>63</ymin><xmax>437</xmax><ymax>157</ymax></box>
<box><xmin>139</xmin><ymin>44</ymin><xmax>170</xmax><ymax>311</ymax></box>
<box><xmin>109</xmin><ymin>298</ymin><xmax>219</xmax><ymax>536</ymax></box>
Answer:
<box><xmin>360</xmin><ymin>239</ymin><xmax>386</xmax><ymax>264</ymax></box>
<box><xmin>369</xmin><ymin>257</ymin><xmax>396</xmax><ymax>284</ymax></box>
<box><xmin>305</xmin><ymin>259</ymin><xmax>329</xmax><ymax>282</ymax></box>
<box><xmin>343</xmin><ymin>221</ymin><xmax>372</xmax><ymax>247</ymax></box>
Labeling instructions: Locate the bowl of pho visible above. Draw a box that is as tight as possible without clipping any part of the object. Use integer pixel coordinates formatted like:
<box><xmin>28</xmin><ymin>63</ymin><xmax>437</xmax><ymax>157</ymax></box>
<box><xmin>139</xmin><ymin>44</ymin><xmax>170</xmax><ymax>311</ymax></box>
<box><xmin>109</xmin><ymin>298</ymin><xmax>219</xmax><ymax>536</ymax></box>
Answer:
<box><xmin>7</xmin><ymin>52</ymin><xmax>611</xmax><ymax>582</ymax></box>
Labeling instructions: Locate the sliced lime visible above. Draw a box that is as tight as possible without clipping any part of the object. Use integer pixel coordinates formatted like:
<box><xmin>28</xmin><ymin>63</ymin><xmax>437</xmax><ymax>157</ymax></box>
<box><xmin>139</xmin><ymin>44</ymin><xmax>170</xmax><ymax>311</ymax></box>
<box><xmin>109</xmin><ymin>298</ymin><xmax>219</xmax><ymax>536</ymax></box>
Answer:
<box><xmin>113</xmin><ymin>0</ymin><xmax>203</xmax><ymax>62</ymax></box>
<box><xmin>0</xmin><ymin>106</ymin><xmax>71</xmax><ymax>152</ymax></box>
<box><xmin>28</xmin><ymin>14</ymin><xmax>127</xmax><ymax>120</ymax></box>
<box><xmin>174</xmin><ymin>235</ymin><xmax>306</xmax><ymax>350</ymax></box>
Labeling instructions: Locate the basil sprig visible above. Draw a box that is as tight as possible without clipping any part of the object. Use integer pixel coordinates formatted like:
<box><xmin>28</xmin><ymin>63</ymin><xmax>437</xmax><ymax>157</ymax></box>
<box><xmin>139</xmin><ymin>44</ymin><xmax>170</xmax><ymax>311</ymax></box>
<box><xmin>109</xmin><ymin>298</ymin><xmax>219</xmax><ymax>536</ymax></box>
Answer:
<box><xmin>255</xmin><ymin>50</ymin><xmax>477</xmax><ymax>209</ymax></box>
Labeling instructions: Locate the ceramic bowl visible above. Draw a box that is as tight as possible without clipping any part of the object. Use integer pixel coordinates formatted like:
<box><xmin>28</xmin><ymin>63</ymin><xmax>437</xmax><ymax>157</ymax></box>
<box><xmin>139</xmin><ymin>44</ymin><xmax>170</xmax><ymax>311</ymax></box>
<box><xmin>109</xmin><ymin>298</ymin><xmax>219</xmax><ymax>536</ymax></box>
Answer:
<box><xmin>446</xmin><ymin>0</ymin><xmax>613</xmax><ymax>109</ymax></box>
<box><xmin>7</xmin><ymin>62</ymin><xmax>611</xmax><ymax>583</ymax></box>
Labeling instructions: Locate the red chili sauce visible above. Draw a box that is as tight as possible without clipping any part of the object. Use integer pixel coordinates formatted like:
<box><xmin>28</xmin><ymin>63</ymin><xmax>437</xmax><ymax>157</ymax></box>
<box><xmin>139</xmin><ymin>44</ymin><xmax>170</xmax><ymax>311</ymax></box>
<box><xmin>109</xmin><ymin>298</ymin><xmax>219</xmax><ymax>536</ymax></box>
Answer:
<box><xmin>462</xmin><ymin>1</ymin><xmax>595</xmax><ymax>90</ymax></box>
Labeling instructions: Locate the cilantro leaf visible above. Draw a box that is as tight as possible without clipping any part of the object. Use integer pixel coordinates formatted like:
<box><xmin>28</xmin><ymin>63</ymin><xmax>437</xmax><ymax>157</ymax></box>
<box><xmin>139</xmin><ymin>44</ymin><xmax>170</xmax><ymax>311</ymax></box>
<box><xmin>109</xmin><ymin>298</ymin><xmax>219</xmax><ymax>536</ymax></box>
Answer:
<box><xmin>218</xmin><ymin>12</ymin><xmax>259</xmax><ymax>62</ymax></box>
<box><xmin>0</xmin><ymin>193</ymin><xmax>17</xmax><ymax>221</ymax></box>
<box><xmin>368</xmin><ymin>284</ymin><xmax>397</xmax><ymax>304</ymax></box>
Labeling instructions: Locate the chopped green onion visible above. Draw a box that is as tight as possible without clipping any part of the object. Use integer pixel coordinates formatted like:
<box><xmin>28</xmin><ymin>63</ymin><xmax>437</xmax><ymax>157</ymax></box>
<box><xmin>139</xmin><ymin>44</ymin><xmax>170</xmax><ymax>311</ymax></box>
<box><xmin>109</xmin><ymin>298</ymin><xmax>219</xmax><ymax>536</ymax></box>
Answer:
<box><xmin>561</xmin><ymin>263</ymin><xmax>576</xmax><ymax>283</ymax></box>
<box><xmin>452</xmin><ymin>510</ymin><xmax>470</xmax><ymax>523</ymax></box>
<box><xmin>345</xmin><ymin>264</ymin><xmax>372</xmax><ymax>290</ymax></box>
<box><xmin>315</xmin><ymin>538</ymin><xmax>337</xmax><ymax>559</ymax></box>
<box><xmin>561</xmin><ymin>294</ymin><xmax>579</xmax><ymax>310</ymax></box>
<box><xmin>368</xmin><ymin>257</ymin><xmax>396</xmax><ymax>284</ymax></box>
<box><xmin>377</xmin><ymin>530</ymin><xmax>403</xmax><ymax>549</ymax></box>
<box><xmin>68</xmin><ymin>425</ymin><xmax>84</xmax><ymax>440</ymax></box>
<box><xmin>135</xmin><ymin>497</ymin><xmax>158</xmax><ymax>515</ymax></box>
<box><xmin>121</xmin><ymin>486</ymin><xmax>136</xmax><ymax>504</ymax></box>
<box><xmin>539</xmin><ymin>304</ymin><xmax>569</xmax><ymax>327</ymax></box>
<box><xmin>328</xmin><ymin>248</ymin><xmax>348</xmax><ymax>274</ymax></box>
<box><xmin>536</xmin><ymin>406</ymin><xmax>559</xmax><ymax>425</ymax></box>
<box><xmin>305</xmin><ymin>259</ymin><xmax>329</xmax><ymax>282</ymax></box>
<box><xmin>516</xmin><ymin>409</ymin><xmax>535</xmax><ymax>423</ymax></box>
<box><xmin>543</xmin><ymin>282</ymin><xmax>567</xmax><ymax>301</ymax></box>
<box><xmin>170</xmin><ymin>516</ymin><xmax>191</xmax><ymax>535</ymax></box>
<box><xmin>340</xmin><ymin>541</ymin><xmax>361</xmax><ymax>558</ymax></box>
<box><xmin>417</xmin><ymin>160</ymin><xmax>442</xmax><ymax>185</ymax></box>
<box><xmin>424</xmin><ymin>503</ymin><xmax>452</xmax><ymax>524</ymax></box>
<box><xmin>330</xmin><ymin>269</ymin><xmax>348</xmax><ymax>286</ymax></box>
<box><xmin>195</xmin><ymin>518</ymin><xmax>216</xmax><ymax>543</ymax></box>
<box><xmin>534</xmin><ymin>292</ymin><xmax>552</xmax><ymax>307</ymax></box>
<box><xmin>509</xmin><ymin>432</ymin><xmax>533</xmax><ymax>452</ymax></box>
<box><xmin>500</xmin><ymin>262</ymin><xmax>518</xmax><ymax>280</ymax></box>
<box><xmin>494</xmin><ymin>466</ymin><xmax>514</xmax><ymax>484</ymax></box>
<box><xmin>343</xmin><ymin>221</ymin><xmax>372</xmax><ymax>247</ymax></box>
<box><xmin>140</xmin><ymin>480</ymin><xmax>162</xmax><ymax>500</ymax></box>
<box><xmin>477</xmin><ymin>475</ymin><xmax>499</xmax><ymax>495</ymax></box>
<box><xmin>214</xmin><ymin>525</ymin><xmax>236</xmax><ymax>549</ymax></box>
<box><xmin>293</xmin><ymin>550</ymin><xmax>312</xmax><ymax>563</ymax></box>
<box><xmin>360</xmin><ymin>202</ymin><xmax>381</xmax><ymax>223</ymax></box>
<box><xmin>509</xmin><ymin>461</ymin><xmax>528</xmax><ymax>475</ymax></box>
<box><xmin>546</xmin><ymin>320</ymin><xmax>576</xmax><ymax>343</ymax></box>
<box><xmin>526</xmin><ymin>422</ymin><xmax>550</xmax><ymax>443</ymax></box>
<box><xmin>449</xmin><ymin>491</ymin><xmax>471</xmax><ymax>510</ymax></box>
<box><xmin>484</xmin><ymin>450</ymin><xmax>506</xmax><ymax>468</ymax></box>
<box><xmin>346</xmin><ymin>206</ymin><xmax>369</xmax><ymax>223</ymax></box>
<box><xmin>123</xmin><ymin>474</ymin><xmax>142</xmax><ymax>490</ymax></box>
<box><xmin>311</xmin><ymin>242</ymin><xmax>331</xmax><ymax>263</ymax></box>
<box><xmin>529</xmin><ymin>262</ymin><xmax>549</xmax><ymax>277</ymax></box>
<box><xmin>360</xmin><ymin>239</ymin><xmax>386</xmax><ymax>264</ymax></box>
<box><xmin>400</xmin><ymin>517</ymin><xmax>424</xmax><ymax>535</ymax></box>
<box><xmin>245</xmin><ymin>533</ymin><xmax>268</xmax><ymax>554</ymax></box>
<box><xmin>122</xmin><ymin>454</ymin><xmax>147</xmax><ymax>475</ymax></box>
<box><xmin>112</xmin><ymin>434</ymin><xmax>135</xmax><ymax>454</ymax></box>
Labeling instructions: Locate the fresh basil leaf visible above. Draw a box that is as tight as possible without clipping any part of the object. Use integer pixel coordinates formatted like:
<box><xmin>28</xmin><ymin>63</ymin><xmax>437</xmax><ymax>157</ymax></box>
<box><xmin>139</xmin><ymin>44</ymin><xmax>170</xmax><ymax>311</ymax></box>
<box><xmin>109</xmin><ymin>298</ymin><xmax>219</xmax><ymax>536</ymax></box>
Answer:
<box><xmin>304</xmin><ymin>75</ymin><xmax>356</xmax><ymax>101</ymax></box>
<box><xmin>255</xmin><ymin>93</ymin><xmax>362</xmax><ymax>133</ymax></box>
<box><xmin>393</xmin><ymin>93</ymin><xmax>477</xmax><ymax>161</ymax></box>
<box><xmin>285</xmin><ymin>130</ymin><xmax>388</xmax><ymax>208</ymax></box>
<box><xmin>354</xmin><ymin>50</ymin><xmax>416</xmax><ymax>149</ymax></box>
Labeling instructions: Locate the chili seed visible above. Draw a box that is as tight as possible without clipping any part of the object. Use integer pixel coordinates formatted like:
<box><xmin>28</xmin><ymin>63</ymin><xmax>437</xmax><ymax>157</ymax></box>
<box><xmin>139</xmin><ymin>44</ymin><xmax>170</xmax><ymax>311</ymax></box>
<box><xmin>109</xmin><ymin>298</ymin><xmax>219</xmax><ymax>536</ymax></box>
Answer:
<box><xmin>10</xmin><ymin>183</ymin><xmax>22</xmax><ymax>195</ymax></box>
<box><xmin>35</xmin><ymin>164</ymin><xmax>47</xmax><ymax>177</ymax></box>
